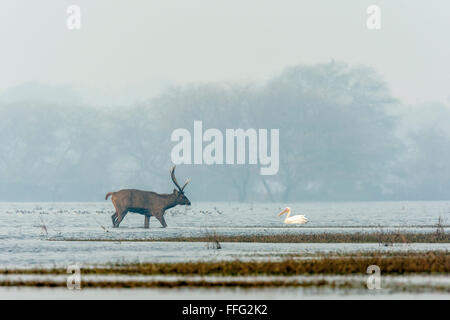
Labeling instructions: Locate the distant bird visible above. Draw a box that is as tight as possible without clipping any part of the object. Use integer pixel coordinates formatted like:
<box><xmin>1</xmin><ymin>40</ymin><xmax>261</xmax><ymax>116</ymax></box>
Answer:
<box><xmin>278</xmin><ymin>207</ymin><xmax>308</xmax><ymax>225</ymax></box>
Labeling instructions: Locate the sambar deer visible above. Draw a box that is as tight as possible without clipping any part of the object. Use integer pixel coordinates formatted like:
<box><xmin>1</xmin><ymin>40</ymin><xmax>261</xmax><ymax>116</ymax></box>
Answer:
<box><xmin>105</xmin><ymin>166</ymin><xmax>191</xmax><ymax>228</ymax></box>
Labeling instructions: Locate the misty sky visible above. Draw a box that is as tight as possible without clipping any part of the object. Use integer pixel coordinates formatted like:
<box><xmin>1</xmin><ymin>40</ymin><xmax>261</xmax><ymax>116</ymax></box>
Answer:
<box><xmin>1</xmin><ymin>0</ymin><xmax>449</xmax><ymax>106</ymax></box>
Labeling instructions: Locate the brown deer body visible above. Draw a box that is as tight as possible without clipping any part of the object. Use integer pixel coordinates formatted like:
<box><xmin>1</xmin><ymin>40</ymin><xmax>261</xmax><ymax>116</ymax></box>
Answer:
<box><xmin>105</xmin><ymin>166</ymin><xmax>191</xmax><ymax>228</ymax></box>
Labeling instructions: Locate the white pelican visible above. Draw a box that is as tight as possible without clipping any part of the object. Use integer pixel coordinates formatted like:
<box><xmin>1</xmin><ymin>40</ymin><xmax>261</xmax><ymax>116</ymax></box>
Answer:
<box><xmin>278</xmin><ymin>207</ymin><xmax>308</xmax><ymax>225</ymax></box>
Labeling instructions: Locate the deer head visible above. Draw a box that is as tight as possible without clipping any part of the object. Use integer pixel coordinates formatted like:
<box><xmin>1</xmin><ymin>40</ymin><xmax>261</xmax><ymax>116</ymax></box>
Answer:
<box><xmin>170</xmin><ymin>166</ymin><xmax>191</xmax><ymax>205</ymax></box>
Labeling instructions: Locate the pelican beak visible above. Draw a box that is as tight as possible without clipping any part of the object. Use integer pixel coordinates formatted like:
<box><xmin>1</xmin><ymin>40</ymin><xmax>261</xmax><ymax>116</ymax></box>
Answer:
<box><xmin>278</xmin><ymin>208</ymin><xmax>288</xmax><ymax>216</ymax></box>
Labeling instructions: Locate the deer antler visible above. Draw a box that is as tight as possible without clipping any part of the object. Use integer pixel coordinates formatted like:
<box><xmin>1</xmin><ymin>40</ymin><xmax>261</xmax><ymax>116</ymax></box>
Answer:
<box><xmin>170</xmin><ymin>166</ymin><xmax>190</xmax><ymax>192</ymax></box>
<box><xmin>181</xmin><ymin>178</ymin><xmax>190</xmax><ymax>192</ymax></box>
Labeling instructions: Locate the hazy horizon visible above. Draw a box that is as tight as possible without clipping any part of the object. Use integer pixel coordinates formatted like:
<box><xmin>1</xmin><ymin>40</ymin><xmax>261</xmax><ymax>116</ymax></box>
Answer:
<box><xmin>1</xmin><ymin>1</ymin><xmax>449</xmax><ymax>107</ymax></box>
<box><xmin>1</xmin><ymin>1</ymin><xmax>450</xmax><ymax>202</ymax></box>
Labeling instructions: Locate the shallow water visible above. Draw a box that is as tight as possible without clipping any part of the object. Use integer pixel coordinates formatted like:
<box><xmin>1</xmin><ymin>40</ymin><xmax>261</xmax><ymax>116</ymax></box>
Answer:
<box><xmin>0</xmin><ymin>201</ymin><xmax>449</xmax><ymax>268</ymax></box>
<box><xmin>2</xmin><ymin>241</ymin><xmax>450</xmax><ymax>268</ymax></box>
<box><xmin>2</xmin><ymin>274</ymin><xmax>449</xmax><ymax>287</ymax></box>
<box><xmin>0</xmin><ymin>287</ymin><xmax>448</xmax><ymax>300</ymax></box>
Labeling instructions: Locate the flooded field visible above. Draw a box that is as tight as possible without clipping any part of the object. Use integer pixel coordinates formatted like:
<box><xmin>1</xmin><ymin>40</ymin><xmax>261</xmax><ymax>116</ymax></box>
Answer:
<box><xmin>1</xmin><ymin>201</ymin><xmax>449</xmax><ymax>266</ymax></box>
<box><xmin>1</xmin><ymin>201</ymin><xmax>448</xmax><ymax>298</ymax></box>
<box><xmin>2</xmin><ymin>240</ymin><xmax>450</xmax><ymax>267</ymax></box>
<box><xmin>1</xmin><ymin>273</ymin><xmax>449</xmax><ymax>299</ymax></box>
<box><xmin>1</xmin><ymin>287</ymin><xmax>448</xmax><ymax>300</ymax></box>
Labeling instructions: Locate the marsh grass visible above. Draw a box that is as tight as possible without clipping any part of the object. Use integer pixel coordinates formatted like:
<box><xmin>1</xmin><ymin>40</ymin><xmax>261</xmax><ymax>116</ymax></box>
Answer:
<box><xmin>0</xmin><ymin>279</ymin><xmax>360</xmax><ymax>289</ymax></box>
<box><xmin>52</xmin><ymin>231</ymin><xmax>449</xmax><ymax>243</ymax></box>
<box><xmin>163</xmin><ymin>230</ymin><xmax>449</xmax><ymax>244</ymax></box>
<box><xmin>2</xmin><ymin>251</ymin><xmax>448</xmax><ymax>276</ymax></box>
<box><xmin>2</xmin><ymin>278</ymin><xmax>449</xmax><ymax>291</ymax></box>
<box><xmin>38</xmin><ymin>214</ymin><xmax>48</xmax><ymax>235</ymax></box>
<box><xmin>435</xmin><ymin>216</ymin><xmax>446</xmax><ymax>240</ymax></box>
<box><xmin>201</xmin><ymin>227</ymin><xmax>222</xmax><ymax>249</ymax></box>
<box><xmin>206</xmin><ymin>231</ymin><xmax>222</xmax><ymax>250</ymax></box>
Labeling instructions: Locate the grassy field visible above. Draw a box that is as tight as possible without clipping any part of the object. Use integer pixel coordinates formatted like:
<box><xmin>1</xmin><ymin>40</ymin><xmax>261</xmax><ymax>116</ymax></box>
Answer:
<box><xmin>50</xmin><ymin>231</ymin><xmax>450</xmax><ymax>243</ymax></box>
<box><xmin>2</xmin><ymin>251</ymin><xmax>448</xmax><ymax>276</ymax></box>
<box><xmin>1</xmin><ymin>251</ymin><xmax>448</xmax><ymax>289</ymax></box>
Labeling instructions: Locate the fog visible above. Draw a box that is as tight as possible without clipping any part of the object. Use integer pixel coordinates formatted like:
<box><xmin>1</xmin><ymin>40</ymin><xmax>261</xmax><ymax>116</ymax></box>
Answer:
<box><xmin>0</xmin><ymin>1</ymin><xmax>449</xmax><ymax>201</ymax></box>
<box><xmin>1</xmin><ymin>1</ymin><xmax>450</xmax><ymax>106</ymax></box>
<box><xmin>1</xmin><ymin>62</ymin><xmax>449</xmax><ymax>201</ymax></box>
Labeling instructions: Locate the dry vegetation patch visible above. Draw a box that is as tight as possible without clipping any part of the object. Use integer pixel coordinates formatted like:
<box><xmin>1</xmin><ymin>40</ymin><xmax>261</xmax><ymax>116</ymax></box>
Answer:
<box><xmin>1</xmin><ymin>251</ymin><xmax>448</xmax><ymax>276</ymax></box>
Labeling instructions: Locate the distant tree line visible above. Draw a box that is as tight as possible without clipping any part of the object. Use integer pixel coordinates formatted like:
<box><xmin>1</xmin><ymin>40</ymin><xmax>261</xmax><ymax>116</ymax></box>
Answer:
<box><xmin>1</xmin><ymin>62</ymin><xmax>449</xmax><ymax>201</ymax></box>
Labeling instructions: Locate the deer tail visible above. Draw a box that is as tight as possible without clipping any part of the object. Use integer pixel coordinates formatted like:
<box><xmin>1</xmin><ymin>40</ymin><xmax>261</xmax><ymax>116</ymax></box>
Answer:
<box><xmin>105</xmin><ymin>192</ymin><xmax>114</xmax><ymax>200</ymax></box>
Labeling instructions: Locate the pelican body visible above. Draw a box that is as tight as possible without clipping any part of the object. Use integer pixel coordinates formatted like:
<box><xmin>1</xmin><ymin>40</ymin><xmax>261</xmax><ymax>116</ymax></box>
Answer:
<box><xmin>278</xmin><ymin>207</ymin><xmax>308</xmax><ymax>225</ymax></box>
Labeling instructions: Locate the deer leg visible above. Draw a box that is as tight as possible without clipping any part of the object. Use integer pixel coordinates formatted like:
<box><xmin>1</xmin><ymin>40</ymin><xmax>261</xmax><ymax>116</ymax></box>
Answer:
<box><xmin>111</xmin><ymin>199</ymin><xmax>121</xmax><ymax>227</ymax></box>
<box><xmin>111</xmin><ymin>213</ymin><xmax>118</xmax><ymax>227</ymax></box>
<box><xmin>155</xmin><ymin>213</ymin><xmax>167</xmax><ymax>228</ymax></box>
<box><xmin>144</xmin><ymin>215</ymin><xmax>150</xmax><ymax>229</ymax></box>
<box><xmin>112</xmin><ymin>213</ymin><xmax>120</xmax><ymax>228</ymax></box>
<box><xmin>115</xmin><ymin>210</ymin><xmax>128</xmax><ymax>228</ymax></box>
<box><xmin>112</xmin><ymin>210</ymin><xmax>122</xmax><ymax>228</ymax></box>
<box><xmin>161</xmin><ymin>216</ymin><xmax>167</xmax><ymax>228</ymax></box>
